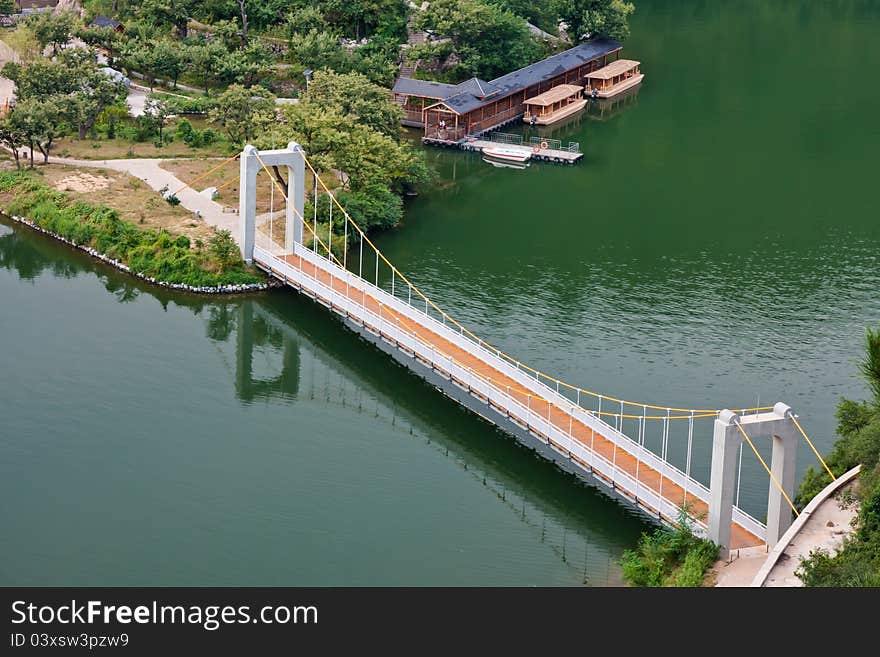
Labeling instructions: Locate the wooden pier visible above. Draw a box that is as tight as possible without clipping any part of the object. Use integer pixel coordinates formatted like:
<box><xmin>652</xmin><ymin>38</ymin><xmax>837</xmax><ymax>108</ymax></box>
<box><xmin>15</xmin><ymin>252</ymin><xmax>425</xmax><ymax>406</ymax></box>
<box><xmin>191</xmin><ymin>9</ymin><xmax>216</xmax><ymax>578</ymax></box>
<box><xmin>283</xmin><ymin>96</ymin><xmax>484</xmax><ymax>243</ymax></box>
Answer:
<box><xmin>465</xmin><ymin>139</ymin><xmax>583</xmax><ymax>164</ymax></box>
<box><xmin>422</xmin><ymin>136</ymin><xmax>583</xmax><ymax>164</ymax></box>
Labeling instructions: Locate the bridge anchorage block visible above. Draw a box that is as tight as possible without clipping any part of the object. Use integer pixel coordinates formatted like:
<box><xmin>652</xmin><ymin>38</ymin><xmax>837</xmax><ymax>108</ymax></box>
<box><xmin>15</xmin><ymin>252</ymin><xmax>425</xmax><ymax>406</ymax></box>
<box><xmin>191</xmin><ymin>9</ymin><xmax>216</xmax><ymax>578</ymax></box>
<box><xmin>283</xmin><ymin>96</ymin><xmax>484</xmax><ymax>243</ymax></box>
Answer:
<box><xmin>708</xmin><ymin>403</ymin><xmax>799</xmax><ymax>559</ymax></box>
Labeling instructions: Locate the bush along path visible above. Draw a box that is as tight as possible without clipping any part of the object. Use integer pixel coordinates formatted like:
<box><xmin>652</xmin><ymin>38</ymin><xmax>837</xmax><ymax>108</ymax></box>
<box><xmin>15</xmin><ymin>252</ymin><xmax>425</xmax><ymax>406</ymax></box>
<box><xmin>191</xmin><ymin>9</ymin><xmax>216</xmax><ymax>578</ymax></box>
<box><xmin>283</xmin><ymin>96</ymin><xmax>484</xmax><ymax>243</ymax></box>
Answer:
<box><xmin>0</xmin><ymin>171</ymin><xmax>272</xmax><ymax>294</ymax></box>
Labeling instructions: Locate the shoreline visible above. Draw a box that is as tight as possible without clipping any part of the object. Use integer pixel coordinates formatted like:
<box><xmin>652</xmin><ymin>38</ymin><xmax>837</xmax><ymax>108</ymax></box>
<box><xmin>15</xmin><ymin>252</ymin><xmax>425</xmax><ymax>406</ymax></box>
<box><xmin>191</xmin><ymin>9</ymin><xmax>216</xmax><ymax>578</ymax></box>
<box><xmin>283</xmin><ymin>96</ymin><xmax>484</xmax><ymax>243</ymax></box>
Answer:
<box><xmin>1</xmin><ymin>212</ymin><xmax>280</xmax><ymax>296</ymax></box>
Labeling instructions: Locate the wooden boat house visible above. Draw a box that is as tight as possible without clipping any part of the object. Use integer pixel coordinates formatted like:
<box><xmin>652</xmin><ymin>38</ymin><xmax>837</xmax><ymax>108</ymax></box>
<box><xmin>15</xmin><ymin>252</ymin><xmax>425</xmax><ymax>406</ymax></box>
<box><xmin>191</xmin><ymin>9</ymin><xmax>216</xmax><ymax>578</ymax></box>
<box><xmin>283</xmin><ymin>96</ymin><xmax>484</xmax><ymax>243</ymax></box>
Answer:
<box><xmin>392</xmin><ymin>37</ymin><xmax>624</xmax><ymax>143</ymax></box>
<box><xmin>585</xmin><ymin>59</ymin><xmax>643</xmax><ymax>98</ymax></box>
<box><xmin>523</xmin><ymin>84</ymin><xmax>586</xmax><ymax>125</ymax></box>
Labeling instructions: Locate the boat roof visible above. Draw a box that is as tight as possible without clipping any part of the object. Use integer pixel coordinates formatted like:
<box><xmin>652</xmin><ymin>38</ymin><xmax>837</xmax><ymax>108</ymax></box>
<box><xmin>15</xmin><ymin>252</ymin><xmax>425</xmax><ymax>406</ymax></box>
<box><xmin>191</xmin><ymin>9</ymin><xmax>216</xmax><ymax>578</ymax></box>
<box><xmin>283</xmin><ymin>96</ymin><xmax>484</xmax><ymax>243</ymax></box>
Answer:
<box><xmin>524</xmin><ymin>84</ymin><xmax>583</xmax><ymax>106</ymax></box>
<box><xmin>586</xmin><ymin>59</ymin><xmax>640</xmax><ymax>80</ymax></box>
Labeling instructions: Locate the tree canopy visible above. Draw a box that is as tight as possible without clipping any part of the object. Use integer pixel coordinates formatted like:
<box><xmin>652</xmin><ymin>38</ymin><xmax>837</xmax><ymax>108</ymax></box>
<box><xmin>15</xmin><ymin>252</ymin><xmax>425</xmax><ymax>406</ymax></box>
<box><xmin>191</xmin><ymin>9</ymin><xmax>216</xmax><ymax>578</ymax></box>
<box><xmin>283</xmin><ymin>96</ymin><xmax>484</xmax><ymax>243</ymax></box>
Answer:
<box><xmin>412</xmin><ymin>0</ymin><xmax>541</xmax><ymax>81</ymax></box>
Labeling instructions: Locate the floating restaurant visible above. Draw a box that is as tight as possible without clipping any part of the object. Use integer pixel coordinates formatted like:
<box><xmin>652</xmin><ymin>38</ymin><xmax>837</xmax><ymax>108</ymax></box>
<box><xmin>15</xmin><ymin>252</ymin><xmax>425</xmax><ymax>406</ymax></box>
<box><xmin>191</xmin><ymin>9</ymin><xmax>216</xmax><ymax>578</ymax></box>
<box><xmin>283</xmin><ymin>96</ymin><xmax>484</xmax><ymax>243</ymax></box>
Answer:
<box><xmin>585</xmin><ymin>59</ymin><xmax>643</xmax><ymax>98</ymax></box>
<box><xmin>391</xmin><ymin>37</ymin><xmax>642</xmax><ymax>146</ymax></box>
<box><xmin>523</xmin><ymin>84</ymin><xmax>586</xmax><ymax>126</ymax></box>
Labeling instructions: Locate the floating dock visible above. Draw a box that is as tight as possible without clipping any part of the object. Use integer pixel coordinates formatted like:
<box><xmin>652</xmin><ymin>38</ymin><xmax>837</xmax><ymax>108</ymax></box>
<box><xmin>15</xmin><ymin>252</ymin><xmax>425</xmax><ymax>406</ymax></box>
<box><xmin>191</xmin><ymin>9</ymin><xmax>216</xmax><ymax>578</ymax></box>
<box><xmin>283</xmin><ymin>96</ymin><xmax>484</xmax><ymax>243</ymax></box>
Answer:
<box><xmin>466</xmin><ymin>139</ymin><xmax>583</xmax><ymax>164</ymax></box>
<box><xmin>423</xmin><ymin>135</ymin><xmax>584</xmax><ymax>165</ymax></box>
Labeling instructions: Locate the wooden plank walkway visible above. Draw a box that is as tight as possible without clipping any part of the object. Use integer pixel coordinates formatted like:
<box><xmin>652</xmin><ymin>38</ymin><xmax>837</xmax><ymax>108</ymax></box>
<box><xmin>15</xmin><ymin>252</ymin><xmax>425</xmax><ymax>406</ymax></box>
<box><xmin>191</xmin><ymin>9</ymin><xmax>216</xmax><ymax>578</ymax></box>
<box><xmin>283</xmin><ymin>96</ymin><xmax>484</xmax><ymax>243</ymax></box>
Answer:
<box><xmin>259</xmin><ymin>247</ymin><xmax>762</xmax><ymax>549</ymax></box>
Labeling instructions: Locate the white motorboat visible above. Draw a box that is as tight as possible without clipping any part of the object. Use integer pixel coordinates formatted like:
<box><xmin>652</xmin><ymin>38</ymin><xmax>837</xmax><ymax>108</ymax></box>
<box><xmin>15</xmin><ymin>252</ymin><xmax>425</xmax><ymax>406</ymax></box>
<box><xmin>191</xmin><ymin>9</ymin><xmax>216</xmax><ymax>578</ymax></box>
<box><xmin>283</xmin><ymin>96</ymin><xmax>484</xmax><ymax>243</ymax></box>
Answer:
<box><xmin>481</xmin><ymin>145</ymin><xmax>531</xmax><ymax>164</ymax></box>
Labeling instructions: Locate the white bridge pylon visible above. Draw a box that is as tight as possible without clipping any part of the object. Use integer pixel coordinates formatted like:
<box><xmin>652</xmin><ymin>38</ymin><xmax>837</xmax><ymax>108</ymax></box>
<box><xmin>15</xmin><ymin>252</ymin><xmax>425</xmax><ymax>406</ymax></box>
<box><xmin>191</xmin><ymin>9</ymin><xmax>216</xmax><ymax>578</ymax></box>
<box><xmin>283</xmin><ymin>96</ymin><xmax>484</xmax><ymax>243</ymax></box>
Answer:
<box><xmin>237</xmin><ymin>143</ymin><xmax>808</xmax><ymax>558</ymax></box>
<box><xmin>709</xmin><ymin>403</ymin><xmax>799</xmax><ymax>557</ymax></box>
<box><xmin>239</xmin><ymin>142</ymin><xmax>305</xmax><ymax>263</ymax></box>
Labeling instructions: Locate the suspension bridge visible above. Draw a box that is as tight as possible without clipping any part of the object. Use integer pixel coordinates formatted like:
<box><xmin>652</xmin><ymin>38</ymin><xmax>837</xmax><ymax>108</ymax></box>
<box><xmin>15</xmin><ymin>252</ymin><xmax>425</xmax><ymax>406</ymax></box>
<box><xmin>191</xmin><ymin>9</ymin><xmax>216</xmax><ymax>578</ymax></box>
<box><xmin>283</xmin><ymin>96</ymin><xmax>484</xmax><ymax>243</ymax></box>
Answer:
<box><xmin>187</xmin><ymin>142</ymin><xmax>835</xmax><ymax>558</ymax></box>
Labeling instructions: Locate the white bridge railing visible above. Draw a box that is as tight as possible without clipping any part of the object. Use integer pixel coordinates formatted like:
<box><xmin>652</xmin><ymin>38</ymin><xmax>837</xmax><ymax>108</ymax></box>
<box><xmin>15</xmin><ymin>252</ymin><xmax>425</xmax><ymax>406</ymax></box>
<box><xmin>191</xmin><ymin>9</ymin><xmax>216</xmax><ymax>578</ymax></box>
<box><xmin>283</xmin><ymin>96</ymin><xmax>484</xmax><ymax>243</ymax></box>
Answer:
<box><xmin>254</xmin><ymin>243</ymin><xmax>767</xmax><ymax>542</ymax></box>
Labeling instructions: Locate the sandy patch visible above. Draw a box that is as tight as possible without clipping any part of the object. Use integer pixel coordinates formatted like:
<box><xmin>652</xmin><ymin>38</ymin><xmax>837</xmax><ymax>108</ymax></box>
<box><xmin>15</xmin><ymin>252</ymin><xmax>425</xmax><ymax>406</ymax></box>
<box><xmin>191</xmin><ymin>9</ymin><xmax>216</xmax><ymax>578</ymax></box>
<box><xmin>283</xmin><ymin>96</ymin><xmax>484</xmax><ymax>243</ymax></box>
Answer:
<box><xmin>54</xmin><ymin>173</ymin><xmax>111</xmax><ymax>193</ymax></box>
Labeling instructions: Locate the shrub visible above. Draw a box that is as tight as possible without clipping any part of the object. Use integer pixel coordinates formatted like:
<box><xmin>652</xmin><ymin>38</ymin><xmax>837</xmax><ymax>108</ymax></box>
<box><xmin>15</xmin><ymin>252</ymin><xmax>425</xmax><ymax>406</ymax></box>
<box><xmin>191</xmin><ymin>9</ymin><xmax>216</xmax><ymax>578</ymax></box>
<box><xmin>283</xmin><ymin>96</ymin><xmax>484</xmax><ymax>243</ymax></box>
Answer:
<box><xmin>619</xmin><ymin>508</ymin><xmax>719</xmax><ymax>587</ymax></box>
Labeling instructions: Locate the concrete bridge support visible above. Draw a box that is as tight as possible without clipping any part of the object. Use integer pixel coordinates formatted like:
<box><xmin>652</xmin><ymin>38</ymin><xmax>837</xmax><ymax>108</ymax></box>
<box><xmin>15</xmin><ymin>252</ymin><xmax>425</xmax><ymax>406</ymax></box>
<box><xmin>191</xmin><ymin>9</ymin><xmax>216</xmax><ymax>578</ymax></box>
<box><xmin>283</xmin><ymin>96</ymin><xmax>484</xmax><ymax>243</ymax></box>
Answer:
<box><xmin>708</xmin><ymin>403</ymin><xmax>799</xmax><ymax>558</ymax></box>
<box><xmin>239</xmin><ymin>142</ymin><xmax>306</xmax><ymax>263</ymax></box>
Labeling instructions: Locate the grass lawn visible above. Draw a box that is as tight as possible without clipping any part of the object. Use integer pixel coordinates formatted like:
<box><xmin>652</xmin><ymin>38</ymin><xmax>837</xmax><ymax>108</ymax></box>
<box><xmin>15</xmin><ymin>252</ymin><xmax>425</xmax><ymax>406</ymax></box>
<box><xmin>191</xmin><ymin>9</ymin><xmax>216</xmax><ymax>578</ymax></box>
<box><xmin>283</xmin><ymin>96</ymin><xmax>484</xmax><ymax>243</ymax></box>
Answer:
<box><xmin>52</xmin><ymin>135</ymin><xmax>237</xmax><ymax>160</ymax></box>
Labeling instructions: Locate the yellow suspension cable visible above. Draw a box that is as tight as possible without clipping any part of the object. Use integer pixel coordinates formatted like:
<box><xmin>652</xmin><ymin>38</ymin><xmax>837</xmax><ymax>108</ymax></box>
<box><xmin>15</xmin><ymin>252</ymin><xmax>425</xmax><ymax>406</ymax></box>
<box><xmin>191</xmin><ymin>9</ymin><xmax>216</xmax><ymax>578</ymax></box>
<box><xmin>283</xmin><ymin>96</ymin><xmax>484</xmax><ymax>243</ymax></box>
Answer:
<box><xmin>212</xmin><ymin>175</ymin><xmax>238</xmax><ymax>194</ymax></box>
<box><xmin>734</xmin><ymin>421</ymin><xmax>799</xmax><ymax>517</ymax></box>
<box><xmin>790</xmin><ymin>415</ymin><xmax>836</xmax><ymax>481</ymax></box>
<box><xmin>171</xmin><ymin>153</ymin><xmax>240</xmax><ymax>197</ymax></box>
<box><xmin>252</xmin><ymin>152</ymin><xmax>344</xmax><ymax>270</ymax></box>
<box><xmin>295</xmin><ymin>149</ymin><xmax>772</xmax><ymax>418</ymax></box>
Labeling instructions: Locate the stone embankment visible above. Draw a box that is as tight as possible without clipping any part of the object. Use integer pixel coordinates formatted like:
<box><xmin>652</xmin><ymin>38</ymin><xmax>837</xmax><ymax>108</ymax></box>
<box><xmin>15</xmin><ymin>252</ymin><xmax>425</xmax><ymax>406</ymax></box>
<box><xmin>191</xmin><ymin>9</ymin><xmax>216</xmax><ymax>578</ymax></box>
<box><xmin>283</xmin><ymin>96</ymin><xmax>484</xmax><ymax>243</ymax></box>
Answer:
<box><xmin>5</xmin><ymin>213</ymin><xmax>277</xmax><ymax>295</ymax></box>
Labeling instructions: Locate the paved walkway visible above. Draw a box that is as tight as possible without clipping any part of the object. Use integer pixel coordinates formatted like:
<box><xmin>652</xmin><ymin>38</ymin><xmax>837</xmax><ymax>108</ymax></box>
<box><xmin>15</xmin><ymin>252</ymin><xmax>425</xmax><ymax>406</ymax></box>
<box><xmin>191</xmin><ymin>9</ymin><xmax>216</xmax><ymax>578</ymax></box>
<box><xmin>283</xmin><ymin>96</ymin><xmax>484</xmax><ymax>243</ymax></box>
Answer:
<box><xmin>712</xmin><ymin>478</ymin><xmax>859</xmax><ymax>586</ymax></box>
<box><xmin>0</xmin><ymin>40</ymin><xmax>17</xmax><ymax>108</ymax></box>
<box><xmin>48</xmin><ymin>155</ymin><xmax>241</xmax><ymax>240</ymax></box>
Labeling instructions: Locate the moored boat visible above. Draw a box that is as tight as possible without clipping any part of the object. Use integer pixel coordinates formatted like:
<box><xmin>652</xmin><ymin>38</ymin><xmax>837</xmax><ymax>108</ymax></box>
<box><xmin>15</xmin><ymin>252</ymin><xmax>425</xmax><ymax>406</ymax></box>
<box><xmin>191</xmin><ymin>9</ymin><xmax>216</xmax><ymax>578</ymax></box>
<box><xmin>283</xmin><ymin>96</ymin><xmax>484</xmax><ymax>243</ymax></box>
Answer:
<box><xmin>481</xmin><ymin>145</ymin><xmax>532</xmax><ymax>163</ymax></box>
<box><xmin>523</xmin><ymin>84</ymin><xmax>588</xmax><ymax>126</ymax></box>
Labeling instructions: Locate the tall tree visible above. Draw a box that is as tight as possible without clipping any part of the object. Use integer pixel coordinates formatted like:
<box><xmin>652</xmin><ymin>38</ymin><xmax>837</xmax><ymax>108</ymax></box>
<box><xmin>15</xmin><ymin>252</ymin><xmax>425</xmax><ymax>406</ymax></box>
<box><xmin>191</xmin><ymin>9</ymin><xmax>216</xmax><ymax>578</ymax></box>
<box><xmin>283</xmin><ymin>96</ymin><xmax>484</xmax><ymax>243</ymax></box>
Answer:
<box><xmin>25</xmin><ymin>10</ymin><xmax>78</xmax><ymax>55</ymax></box>
<box><xmin>140</xmin><ymin>0</ymin><xmax>195</xmax><ymax>39</ymax></box>
<box><xmin>186</xmin><ymin>40</ymin><xmax>226</xmax><ymax>93</ymax></box>
<box><xmin>208</xmin><ymin>83</ymin><xmax>275</xmax><ymax>144</ymax></box>
<box><xmin>413</xmin><ymin>0</ymin><xmax>540</xmax><ymax>80</ymax></box>
<box><xmin>10</xmin><ymin>97</ymin><xmax>70</xmax><ymax>164</ymax></box>
<box><xmin>0</xmin><ymin>117</ymin><xmax>26</xmax><ymax>169</ymax></box>
<box><xmin>558</xmin><ymin>0</ymin><xmax>635</xmax><ymax>41</ymax></box>
<box><xmin>305</xmin><ymin>69</ymin><xmax>402</xmax><ymax>138</ymax></box>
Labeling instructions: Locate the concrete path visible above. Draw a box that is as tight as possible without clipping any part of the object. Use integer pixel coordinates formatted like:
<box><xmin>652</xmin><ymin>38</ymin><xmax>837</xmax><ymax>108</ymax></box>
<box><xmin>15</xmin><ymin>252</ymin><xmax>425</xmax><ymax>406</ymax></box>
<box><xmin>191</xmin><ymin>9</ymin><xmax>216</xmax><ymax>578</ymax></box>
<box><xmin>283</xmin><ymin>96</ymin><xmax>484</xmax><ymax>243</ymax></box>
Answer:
<box><xmin>0</xmin><ymin>40</ymin><xmax>17</xmax><ymax>108</ymax></box>
<box><xmin>48</xmin><ymin>155</ymin><xmax>241</xmax><ymax>241</ymax></box>
<box><xmin>763</xmin><ymin>481</ymin><xmax>858</xmax><ymax>586</ymax></box>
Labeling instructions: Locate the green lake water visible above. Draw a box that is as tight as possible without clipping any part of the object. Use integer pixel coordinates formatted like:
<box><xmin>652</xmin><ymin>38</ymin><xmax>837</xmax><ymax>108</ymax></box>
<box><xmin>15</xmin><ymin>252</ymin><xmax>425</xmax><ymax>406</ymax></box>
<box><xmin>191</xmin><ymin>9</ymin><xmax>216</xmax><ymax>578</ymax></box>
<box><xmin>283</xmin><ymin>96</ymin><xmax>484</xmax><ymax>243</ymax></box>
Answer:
<box><xmin>2</xmin><ymin>0</ymin><xmax>879</xmax><ymax>585</ymax></box>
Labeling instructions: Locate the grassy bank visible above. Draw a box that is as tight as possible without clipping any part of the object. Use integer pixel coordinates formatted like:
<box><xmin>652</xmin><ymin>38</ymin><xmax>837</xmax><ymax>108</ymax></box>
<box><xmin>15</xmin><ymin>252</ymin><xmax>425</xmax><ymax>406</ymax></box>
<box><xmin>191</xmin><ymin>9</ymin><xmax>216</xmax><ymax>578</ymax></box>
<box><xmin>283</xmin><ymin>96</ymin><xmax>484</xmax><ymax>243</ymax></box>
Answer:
<box><xmin>619</xmin><ymin>510</ymin><xmax>719</xmax><ymax>587</ymax></box>
<box><xmin>794</xmin><ymin>327</ymin><xmax>880</xmax><ymax>586</ymax></box>
<box><xmin>0</xmin><ymin>170</ymin><xmax>263</xmax><ymax>289</ymax></box>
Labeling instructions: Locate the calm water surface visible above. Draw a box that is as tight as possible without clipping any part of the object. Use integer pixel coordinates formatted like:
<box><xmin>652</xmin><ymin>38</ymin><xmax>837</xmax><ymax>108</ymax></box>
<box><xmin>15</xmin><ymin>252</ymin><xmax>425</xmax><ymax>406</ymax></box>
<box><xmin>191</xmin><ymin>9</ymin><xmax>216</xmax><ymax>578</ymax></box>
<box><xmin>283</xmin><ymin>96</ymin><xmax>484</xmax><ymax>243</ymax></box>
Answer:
<box><xmin>2</xmin><ymin>0</ymin><xmax>879</xmax><ymax>585</ymax></box>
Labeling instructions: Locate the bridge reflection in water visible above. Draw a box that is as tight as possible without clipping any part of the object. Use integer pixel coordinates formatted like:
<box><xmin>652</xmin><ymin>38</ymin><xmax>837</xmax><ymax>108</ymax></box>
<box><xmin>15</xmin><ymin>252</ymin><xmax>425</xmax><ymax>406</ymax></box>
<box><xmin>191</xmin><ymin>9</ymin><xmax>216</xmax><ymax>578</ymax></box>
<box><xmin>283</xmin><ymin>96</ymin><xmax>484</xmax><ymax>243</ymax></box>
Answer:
<box><xmin>221</xmin><ymin>294</ymin><xmax>646</xmax><ymax>584</ymax></box>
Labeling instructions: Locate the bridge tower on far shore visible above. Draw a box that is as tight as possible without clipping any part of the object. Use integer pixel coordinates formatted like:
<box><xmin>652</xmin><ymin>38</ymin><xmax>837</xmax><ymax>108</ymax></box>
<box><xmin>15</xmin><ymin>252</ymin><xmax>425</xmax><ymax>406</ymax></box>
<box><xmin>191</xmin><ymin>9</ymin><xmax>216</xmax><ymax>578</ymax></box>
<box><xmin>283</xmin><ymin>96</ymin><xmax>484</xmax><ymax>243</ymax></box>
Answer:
<box><xmin>709</xmin><ymin>403</ymin><xmax>800</xmax><ymax>558</ymax></box>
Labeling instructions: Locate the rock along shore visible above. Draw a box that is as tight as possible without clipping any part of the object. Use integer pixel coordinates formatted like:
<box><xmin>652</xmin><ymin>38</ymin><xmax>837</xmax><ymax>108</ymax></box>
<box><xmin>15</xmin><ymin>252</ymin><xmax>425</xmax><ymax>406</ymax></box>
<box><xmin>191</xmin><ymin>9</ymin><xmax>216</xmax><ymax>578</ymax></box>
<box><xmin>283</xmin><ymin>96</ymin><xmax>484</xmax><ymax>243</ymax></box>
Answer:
<box><xmin>4</xmin><ymin>213</ymin><xmax>280</xmax><ymax>295</ymax></box>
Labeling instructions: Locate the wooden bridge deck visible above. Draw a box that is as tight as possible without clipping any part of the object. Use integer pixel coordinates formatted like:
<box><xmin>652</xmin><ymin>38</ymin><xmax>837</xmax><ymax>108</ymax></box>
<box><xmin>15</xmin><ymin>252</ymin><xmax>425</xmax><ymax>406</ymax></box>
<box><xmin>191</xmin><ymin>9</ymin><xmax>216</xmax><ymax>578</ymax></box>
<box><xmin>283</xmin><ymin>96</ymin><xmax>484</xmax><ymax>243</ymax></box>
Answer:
<box><xmin>258</xmin><ymin>247</ymin><xmax>763</xmax><ymax>550</ymax></box>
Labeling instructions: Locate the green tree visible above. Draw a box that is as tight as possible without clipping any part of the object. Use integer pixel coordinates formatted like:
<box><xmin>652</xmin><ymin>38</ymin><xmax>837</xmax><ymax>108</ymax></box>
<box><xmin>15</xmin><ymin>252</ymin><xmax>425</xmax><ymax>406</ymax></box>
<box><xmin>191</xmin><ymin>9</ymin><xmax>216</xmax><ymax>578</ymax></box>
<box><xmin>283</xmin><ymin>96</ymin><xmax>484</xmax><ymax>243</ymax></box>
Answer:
<box><xmin>143</xmin><ymin>96</ymin><xmax>172</xmax><ymax>143</ymax></box>
<box><xmin>559</xmin><ymin>0</ymin><xmax>635</xmax><ymax>41</ymax></box>
<box><xmin>10</xmin><ymin>97</ymin><xmax>70</xmax><ymax>164</ymax></box>
<box><xmin>77</xmin><ymin>25</ymin><xmax>126</xmax><ymax>66</ymax></box>
<box><xmin>350</xmin><ymin>36</ymin><xmax>401</xmax><ymax>87</ymax></box>
<box><xmin>284</xmin><ymin>6</ymin><xmax>329</xmax><ymax>38</ymax></box>
<box><xmin>0</xmin><ymin>117</ymin><xmax>27</xmax><ymax>169</ymax></box>
<box><xmin>187</xmin><ymin>40</ymin><xmax>227</xmax><ymax>93</ymax></box>
<box><xmin>26</xmin><ymin>10</ymin><xmax>78</xmax><ymax>55</ymax></box>
<box><xmin>413</xmin><ymin>0</ymin><xmax>540</xmax><ymax>80</ymax></box>
<box><xmin>140</xmin><ymin>0</ymin><xmax>196</xmax><ymax>38</ymax></box>
<box><xmin>208</xmin><ymin>83</ymin><xmax>275</xmax><ymax>144</ymax></box>
<box><xmin>288</xmin><ymin>29</ymin><xmax>348</xmax><ymax>73</ymax></box>
<box><xmin>71</xmin><ymin>68</ymin><xmax>129</xmax><ymax>139</ymax></box>
<box><xmin>260</xmin><ymin>100</ymin><xmax>430</xmax><ymax>232</ymax></box>
<box><xmin>306</xmin><ymin>69</ymin><xmax>401</xmax><ymax>138</ymax></box>
<box><xmin>151</xmin><ymin>38</ymin><xmax>188</xmax><ymax>88</ymax></box>
<box><xmin>208</xmin><ymin>229</ymin><xmax>240</xmax><ymax>273</ymax></box>
<box><xmin>0</xmin><ymin>0</ymin><xmax>15</xmax><ymax>16</ymax></box>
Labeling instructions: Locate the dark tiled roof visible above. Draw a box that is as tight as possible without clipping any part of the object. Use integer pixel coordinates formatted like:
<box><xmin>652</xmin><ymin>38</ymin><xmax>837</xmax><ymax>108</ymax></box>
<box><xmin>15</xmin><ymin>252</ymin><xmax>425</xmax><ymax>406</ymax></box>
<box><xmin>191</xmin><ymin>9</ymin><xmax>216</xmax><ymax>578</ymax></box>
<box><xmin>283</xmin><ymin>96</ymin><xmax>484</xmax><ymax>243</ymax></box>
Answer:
<box><xmin>404</xmin><ymin>37</ymin><xmax>621</xmax><ymax>115</ymax></box>
<box><xmin>451</xmin><ymin>77</ymin><xmax>500</xmax><ymax>98</ymax></box>
<box><xmin>489</xmin><ymin>37</ymin><xmax>621</xmax><ymax>95</ymax></box>
<box><xmin>90</xmin><ymin>15</ymin><xmax>122</xmax><ymax>29</ymax></box>
<box><xmin>392</xmin><ymin>77</ymin><xmax>458</xmax><ymax>98</ymax></box>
